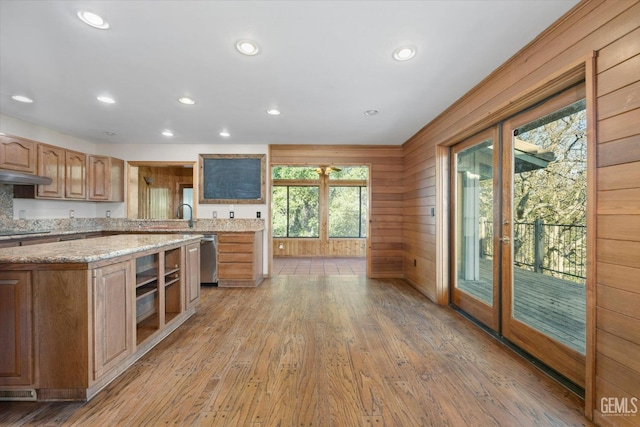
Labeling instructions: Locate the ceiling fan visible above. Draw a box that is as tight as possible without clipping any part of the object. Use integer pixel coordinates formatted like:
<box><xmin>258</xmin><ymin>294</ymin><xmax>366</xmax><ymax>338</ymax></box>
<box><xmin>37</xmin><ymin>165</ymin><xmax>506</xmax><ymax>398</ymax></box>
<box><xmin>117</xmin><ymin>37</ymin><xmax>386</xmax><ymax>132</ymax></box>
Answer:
<box><xmin>315</xmin><ymin>166</ymin><xmax>342</xmax><ymax>175</ymax></box>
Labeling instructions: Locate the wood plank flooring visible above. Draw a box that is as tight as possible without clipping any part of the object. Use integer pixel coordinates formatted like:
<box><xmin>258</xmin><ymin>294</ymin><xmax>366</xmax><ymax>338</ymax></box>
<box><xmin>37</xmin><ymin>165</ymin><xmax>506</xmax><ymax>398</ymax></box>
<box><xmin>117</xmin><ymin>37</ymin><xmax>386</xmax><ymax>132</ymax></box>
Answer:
<box><xmin>0</xmin><ymin>276</ymin><xmax>593</xmax><ymax>426</ymax></box>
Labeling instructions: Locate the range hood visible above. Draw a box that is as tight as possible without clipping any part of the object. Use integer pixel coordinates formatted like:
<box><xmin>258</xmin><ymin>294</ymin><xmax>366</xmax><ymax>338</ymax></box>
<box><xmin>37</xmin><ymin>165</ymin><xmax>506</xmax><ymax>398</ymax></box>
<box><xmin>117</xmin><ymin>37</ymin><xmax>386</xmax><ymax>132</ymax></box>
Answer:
<box><xmin>0</xmin><ymin>170</ymin><xmax>52</xmax><ymax>185</ymax></box>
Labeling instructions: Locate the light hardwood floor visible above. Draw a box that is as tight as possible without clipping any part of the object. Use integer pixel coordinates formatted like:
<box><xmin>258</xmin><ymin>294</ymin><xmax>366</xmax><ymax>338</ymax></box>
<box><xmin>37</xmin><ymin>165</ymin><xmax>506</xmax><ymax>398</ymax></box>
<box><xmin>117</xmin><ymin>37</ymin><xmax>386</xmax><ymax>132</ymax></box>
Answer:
<box><xmin>272</xmin><ymin>256</ymin><xmax>366</xmax><ymax>276</ymax></box>
<box><xmin>0</xmin><ymin>276</ymin><xmax>592</xmax><ymax>426</ymax></box>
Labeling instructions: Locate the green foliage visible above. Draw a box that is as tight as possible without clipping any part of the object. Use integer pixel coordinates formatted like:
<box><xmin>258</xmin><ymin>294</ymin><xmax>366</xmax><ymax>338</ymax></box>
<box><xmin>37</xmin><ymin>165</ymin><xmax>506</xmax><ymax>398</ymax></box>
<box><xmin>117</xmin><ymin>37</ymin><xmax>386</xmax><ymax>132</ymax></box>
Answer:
<box><xmin>329</xmin><ymin>187</ymin><xmax>367</xmax><ymax>237</ymax></box>
<box><xmin>271</xmin><ymin>186</ymin><xmax>319</xmax><ymax>237</ymax></box>
<box><xmin>272</xmin><ymin>166</ymin><xmax>318</xmax><ymax>180</ymax></box>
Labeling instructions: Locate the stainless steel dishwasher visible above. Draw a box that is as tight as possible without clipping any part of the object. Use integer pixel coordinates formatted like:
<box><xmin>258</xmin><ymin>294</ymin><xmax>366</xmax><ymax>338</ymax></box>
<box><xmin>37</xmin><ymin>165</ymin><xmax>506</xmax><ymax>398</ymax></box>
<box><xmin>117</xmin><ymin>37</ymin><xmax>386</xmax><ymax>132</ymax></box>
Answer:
<box><xmin>200</xmin><ymin>235</ymin><xmax>218</xmax><ymax>285</ymax></box>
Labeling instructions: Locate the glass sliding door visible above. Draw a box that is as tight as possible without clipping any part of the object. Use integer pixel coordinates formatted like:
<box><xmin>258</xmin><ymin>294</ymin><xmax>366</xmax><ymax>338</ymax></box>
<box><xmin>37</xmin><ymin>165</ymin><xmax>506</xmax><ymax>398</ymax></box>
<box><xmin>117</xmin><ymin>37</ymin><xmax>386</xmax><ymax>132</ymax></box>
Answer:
<box><xmin>501</xmin><ymin>84</ymin><xmax>587</xmax><ymax>387</ymax></box>
<box><xmin>451</xmin><ymin>84</ymin><xmax>588</xmax><ymax>388</ymax></box>
<box><xmin>451</xmin><ymin>127</ymin><xmax>500</xmax><ymax>331</ymax></box>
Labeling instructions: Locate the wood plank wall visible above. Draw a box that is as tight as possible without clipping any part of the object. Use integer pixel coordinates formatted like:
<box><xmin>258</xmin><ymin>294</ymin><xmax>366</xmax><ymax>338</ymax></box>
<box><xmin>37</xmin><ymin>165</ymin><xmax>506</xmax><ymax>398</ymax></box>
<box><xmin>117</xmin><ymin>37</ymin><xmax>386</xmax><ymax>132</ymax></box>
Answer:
<box><xmin>137</xmin><ymin>166</ymin><xmax>193</xmax><ymax>220</ymax></box>
<box><xmin>272</xmin><ymin>238</ymin><xmax>366</xmax><ymax>257</ymax></box>
<box><xmin>401</xmin><ymin>1</ymin><xmax>640</xmax><ymax>424</ymax></box>
<box><xmin>269</xmin><ymin>145</ymin><xmax>403</xmax><ymax>277</ymax></box>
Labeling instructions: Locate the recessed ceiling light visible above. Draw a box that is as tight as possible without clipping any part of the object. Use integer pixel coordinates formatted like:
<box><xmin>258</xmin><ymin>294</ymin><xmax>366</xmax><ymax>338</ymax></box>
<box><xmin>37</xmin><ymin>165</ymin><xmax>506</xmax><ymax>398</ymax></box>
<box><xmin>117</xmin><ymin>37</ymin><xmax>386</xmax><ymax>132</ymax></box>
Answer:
<box><xmin>219</xmin><ymin>131</ymin><xmax>231</xmax><ymax>137</ymax></box>
<box><xmin>393</xmin><ymin>47</ymin><xmax>416</xmax><ymax>61</ymax></box>
<box><xmin>97</xmin><ymin>95</ymin><xmax>115</xmax><ymax>104</ymax></box>
<box><xmin>266</xmin><ymin>108</ymin><xmax>281</xmax><ymax>116</ymax></box>
<box><xmin>236</xmin><ymin>40</ymin><xmax>260</xmax><ymax>56</ymax></box>
<box><xmin>11</xmin><ymin>95</ymin><xmax>34</xmax><ymax>103</ymax></box>
<box><xmin>77</xmin><ymin>10</ymin><xmax>109</xmax><ymax>30</ymax></box>
<box><xmin>364</xmin><ymin>109</ymin><xmax>379</xmax><ymax>116</ymax></box>
<box><xmin>162</xmin><ymin>130</ymin><xmax>174</xmax><ymax>137</ymax></box>
<box><xmin>104</xmin><ymin>131</ymin><xmax>116</xmax><ymax>136</ymax></box>
<box><xmin>178</xmin><ymin>97</ymin><xmax>196</xmax><ymax>105</ymax></box>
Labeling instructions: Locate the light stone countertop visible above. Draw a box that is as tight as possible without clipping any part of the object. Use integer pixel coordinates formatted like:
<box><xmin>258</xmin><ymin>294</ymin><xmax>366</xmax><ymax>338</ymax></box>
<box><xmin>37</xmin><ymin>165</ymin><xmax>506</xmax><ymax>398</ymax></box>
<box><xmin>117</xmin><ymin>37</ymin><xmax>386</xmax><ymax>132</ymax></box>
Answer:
<box><xmin>0</xmin><ymin>234</ymin><xmax>203</xmax><ymax>264</ymax></box>
<box><xmin>0</xmin><ymin>218</ymin><xmax>265</xmax><ymax>241</ymax></box>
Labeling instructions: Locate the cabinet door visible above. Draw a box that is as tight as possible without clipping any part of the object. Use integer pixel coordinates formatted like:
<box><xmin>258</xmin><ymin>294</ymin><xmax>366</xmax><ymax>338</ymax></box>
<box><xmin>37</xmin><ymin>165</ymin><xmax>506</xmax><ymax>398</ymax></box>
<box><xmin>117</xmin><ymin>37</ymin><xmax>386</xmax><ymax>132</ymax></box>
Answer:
<box><xmin>93</xmin><ymin>261</ymin><xmax>134</xmax><ymax>381</ymax></box>
<box><xmin>37</xmin><ymin>144</ymin><xmax>65</xmax><ymax>198</ymax></box>
<box><xmin>0</xmin><ymin>271</ymin><xmax>33</xmax><ymax>386</ymax></box>
<box><xmin>88</xmin><ymin>155</ymin><xmax>112</xmax><ymax>200</ymax></box>
<box><xmin>65</xmin><ymin>150</ymin><xmax>86</xmax><ymax>199</ymax></box>
<box><xmin>0</xmin><ymin>135</ymin><xmax>36</xmax><ymax>173</ymax></box>
<box><xmin>184</xmin><ymin>243</ymin><xmax>200</xmax><ymax>310</ymax></box>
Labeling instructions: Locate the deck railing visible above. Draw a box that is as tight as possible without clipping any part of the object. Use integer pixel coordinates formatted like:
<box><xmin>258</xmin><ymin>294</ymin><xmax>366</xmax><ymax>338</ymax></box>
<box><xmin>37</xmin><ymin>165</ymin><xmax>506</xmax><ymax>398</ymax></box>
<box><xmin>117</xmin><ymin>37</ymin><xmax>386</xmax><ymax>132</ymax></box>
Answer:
<box><xmin>481</xmin><ymin>219</ymin><xmax>586</xmax><ymax>282</ymax></box>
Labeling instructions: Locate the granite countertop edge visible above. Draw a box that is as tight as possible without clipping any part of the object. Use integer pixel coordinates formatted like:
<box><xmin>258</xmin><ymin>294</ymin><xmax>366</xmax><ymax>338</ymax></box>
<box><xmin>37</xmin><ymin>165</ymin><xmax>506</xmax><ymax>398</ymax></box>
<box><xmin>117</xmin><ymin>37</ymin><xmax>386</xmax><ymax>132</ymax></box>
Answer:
<box><xmin>0</xmin><ymin>234</ymin><xmax>204</xmax><ymax>264</ymax></box>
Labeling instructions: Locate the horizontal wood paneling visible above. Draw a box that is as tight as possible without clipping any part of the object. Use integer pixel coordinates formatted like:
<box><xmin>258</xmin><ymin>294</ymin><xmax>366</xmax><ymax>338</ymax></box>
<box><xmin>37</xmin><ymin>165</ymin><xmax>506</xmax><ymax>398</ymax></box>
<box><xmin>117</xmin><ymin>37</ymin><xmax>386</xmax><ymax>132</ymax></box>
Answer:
<box><xmin>597</xmin><ymin>162</ymin><xmax>640</xmax><ymax>191</ymax></box>
<box><xmin>597</xmin><ymin>135</ymin><xmax>640</xmax><ymax>167</ymax></box>
<box><xmin>400</xmin><ymin>1</ymin><xmax>640</xmax><ymax>423</ymax></box>
<box><xmin>272</xmin><ymin>239</ymin><xmax>366</xmax><ymax>257</ymax></box>
<box><xmin>597</xmin><ymin>188</ymin><xmax>640</xmax><ymax>215</ymax></box>
<box><xmin>597</xmin><ymin>214</ymin><xmax>640</xmax><ymax>241</ymax></box>
<box><xmin>270</xmin><ymin>145</ymin><xmax>403</xmax><ymax>278</ymax></box>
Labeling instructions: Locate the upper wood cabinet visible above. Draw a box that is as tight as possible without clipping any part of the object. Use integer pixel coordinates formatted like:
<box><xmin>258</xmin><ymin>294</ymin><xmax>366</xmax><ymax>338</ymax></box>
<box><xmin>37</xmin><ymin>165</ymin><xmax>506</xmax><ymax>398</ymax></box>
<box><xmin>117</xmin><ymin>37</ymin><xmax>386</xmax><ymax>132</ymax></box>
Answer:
<box><xmin>0</xmin><ymin>135</ymin><xmax>36</xmax><ymax>173</ymax></box>
<box><xmin>37</xmin><ymin>144</ymin><xmax>65</xmax><ymax>198</ymax></box>
<box><xmin>65</xmin><ymin>150</ymin><xmax>87</xmax><ymax>199</ymax></box>
<box><xmin>33</xmin><ymin>145</ymin><xmax>88</xmax><ymax>200</ymax></box>
<box><xmin>9</xmin><ymin>133</ymin><xmax>125</xmax><ymax>202</ymax></box>
<box><xmin>88</xmin><ymin>155</ymin><xmax>124</xmax><ymax>202</ymax></box>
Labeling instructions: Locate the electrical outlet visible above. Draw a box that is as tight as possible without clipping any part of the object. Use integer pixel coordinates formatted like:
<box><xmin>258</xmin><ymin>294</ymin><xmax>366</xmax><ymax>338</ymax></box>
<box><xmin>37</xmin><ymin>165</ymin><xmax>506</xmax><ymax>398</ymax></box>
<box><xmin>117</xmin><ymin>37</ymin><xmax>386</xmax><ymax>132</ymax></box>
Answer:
<box><xmin>106</xmin><ymin>210</ymin><xmax>111</xmax><ymax>218</ymax></box>
<box><xmin>18</xmin><ymin>210</ymin><xmax>26</xmax><ymax>220</ymax></box>
<box><xmin>69</xmin><ymin>210</ymin><xmax>75</xmax><ymax>218</ymax></box>
<box><xmin>212</xmin><ymin>211</ymin><xmax>217</xmax><ymax>218</ymax></box>
<box><xmin>256</xmin><ymin>211</ymin><xmax>261</xmax><ymax>218</ymax></box>
<box><xmin>230</xmin><ymin>211</ymin><xmax>234</xmax><ymax>219</ymax></box>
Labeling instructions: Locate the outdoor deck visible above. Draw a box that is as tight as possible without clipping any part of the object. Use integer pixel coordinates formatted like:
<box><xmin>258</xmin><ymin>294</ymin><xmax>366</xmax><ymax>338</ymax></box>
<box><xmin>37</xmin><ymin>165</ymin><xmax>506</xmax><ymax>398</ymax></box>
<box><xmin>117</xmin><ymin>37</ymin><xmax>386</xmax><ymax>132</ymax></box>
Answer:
<box><xmin>458</xmin><ymin>258</ymin><xmax>586</xmax><ymax>354</ymax></box>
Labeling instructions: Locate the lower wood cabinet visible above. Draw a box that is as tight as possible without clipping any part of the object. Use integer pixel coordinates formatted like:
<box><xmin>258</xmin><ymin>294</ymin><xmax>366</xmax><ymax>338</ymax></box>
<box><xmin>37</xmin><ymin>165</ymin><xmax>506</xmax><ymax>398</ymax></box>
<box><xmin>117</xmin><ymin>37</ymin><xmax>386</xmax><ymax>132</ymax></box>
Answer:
<box><xmin>0</xmin><ymin>238</ymin><xmax>199</xmax><ymax>401</ymax></box>
<box><xmin>0</xmin><ymin>272</ymin><xmax>32</xmax><ymax>387</ymax></box>
<box><xmin>217</xmin><ymin>231</ymin><xmax>264</xmax><ymax>287</ymax></box>
<box><xmin>93</xmin><ymin>261</ymin><xmax>135</xmax><ymax>381</ymax></box>
<box><xmin>185</xmin><ymin>242</ymin><xmax>201</xmax><ymax>309</ymax></box>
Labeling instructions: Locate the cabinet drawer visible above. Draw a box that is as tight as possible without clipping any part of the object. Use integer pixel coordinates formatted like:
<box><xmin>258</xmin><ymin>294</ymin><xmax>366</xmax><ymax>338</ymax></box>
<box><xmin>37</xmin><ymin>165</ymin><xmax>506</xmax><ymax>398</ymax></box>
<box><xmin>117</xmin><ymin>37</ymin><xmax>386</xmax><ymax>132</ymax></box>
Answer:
<box><xmin>218</xmin><ymin>263</ymin><xmax>254</xmax><ymax>279</ymax></box>
<box><xmin>219</xmin><ymin>252</ymin><xmax>253</xmax><ymax>263</ymax></box>
<box><xmin>218</xmin><ymin>243</ymin><xmax>253</xmax><ymax>253</ymax></box>
<box><xmin>218</xmin><ymin>233</ymin><xmax>254</xmax><ymax>244</ymax></box>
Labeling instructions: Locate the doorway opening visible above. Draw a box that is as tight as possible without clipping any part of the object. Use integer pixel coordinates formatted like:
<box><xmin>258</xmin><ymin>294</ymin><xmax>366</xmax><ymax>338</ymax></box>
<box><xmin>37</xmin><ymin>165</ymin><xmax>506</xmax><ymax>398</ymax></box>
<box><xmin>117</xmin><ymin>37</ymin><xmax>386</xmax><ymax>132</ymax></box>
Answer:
<box><xmin>126</xmin><ymin>162</ymin><xmax>197</xmax><ymax>219</ymax></box>
<box><xmin>271</xmin><ymin>165</ymin><xmax>369</xmax><ymax>276</ymax></box>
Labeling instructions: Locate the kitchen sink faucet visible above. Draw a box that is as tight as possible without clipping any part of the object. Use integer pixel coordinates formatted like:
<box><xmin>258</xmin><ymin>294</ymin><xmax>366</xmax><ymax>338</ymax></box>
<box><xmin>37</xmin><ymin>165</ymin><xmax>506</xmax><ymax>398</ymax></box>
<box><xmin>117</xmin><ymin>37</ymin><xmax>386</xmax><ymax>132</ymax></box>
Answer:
<box><xmin>177</xmin><ymin>203</ymin><xmax>193</xmax><ymax>228</ymax></box>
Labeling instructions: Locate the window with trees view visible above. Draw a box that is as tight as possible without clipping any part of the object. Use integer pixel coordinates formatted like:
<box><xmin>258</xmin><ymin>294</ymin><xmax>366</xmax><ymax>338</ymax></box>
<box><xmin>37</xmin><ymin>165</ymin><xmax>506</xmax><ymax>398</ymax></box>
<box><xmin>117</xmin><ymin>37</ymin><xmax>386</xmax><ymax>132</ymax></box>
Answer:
<box><xmin>272</xmin><ymin>166</ymin><xmax>368</xmax><ymax>239</ymax></box>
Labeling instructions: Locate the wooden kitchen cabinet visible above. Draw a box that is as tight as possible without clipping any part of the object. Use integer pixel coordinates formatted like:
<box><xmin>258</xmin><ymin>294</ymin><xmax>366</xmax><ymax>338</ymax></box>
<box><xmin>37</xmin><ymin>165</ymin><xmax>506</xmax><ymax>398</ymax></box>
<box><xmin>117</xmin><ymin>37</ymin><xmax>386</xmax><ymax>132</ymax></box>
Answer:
<box><xmin>65</xmin><ymin>149</ymin><xmax>87</xmax><ymax>199</ymax></box>
<box><xmin>217</xmin><ymin>231</ymin><xmax>263</xmax><ymax>287</ymax></box>
<box><xmin>0</xmin><ymin>271</ymin><xmax>33</xmax><ymax>388</ymax></box>
<box><xmin>37</xmin><ymin>144</ymin><xmax>65</xmax><ymax>198</ymax></box>
<box><xmin>88</xmin><ymin>155</ymin><xmax>124</xmax><ymax>202</ymax></box>
<box><xmin>93</xmin><ymin>261</ymin><xmax>135</xmax><ymax>381</ymax></box>
<box><xmin>11</xmin><ymin>136</ymin><xmax>124</xmax><ymax>202</ymax></box>
<box><xmin>184</xmin><ymin>242</ymin><xmax>200</xmax><ymax>308</ymax></box>
<box><xmin>0</xmin><ymin>134</ymin><xmax>36</xmax><ymax>173</ymax></box>
<box><xmin>0</xmin><ymin>234</ymin><xmax>201</xmax><ymax>401</ymax></box>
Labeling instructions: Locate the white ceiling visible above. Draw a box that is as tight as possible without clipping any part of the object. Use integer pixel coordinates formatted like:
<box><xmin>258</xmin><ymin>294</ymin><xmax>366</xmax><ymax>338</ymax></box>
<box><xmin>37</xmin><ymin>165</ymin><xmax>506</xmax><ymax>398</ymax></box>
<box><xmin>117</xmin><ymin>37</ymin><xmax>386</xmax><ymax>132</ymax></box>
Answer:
<box><xmin>0</xmin><ymin>0</ymin><xmax>579</xmax><ymax>146</ymax></box>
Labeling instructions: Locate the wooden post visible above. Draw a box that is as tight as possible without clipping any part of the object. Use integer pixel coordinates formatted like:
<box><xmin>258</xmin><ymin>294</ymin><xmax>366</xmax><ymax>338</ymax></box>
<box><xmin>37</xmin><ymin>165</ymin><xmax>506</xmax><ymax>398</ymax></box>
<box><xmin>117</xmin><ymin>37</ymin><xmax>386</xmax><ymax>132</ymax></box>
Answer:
<box><xmin>534</xmin><ymin>219</ymin><xmax>544</xmax><ymax>273</ymax></box>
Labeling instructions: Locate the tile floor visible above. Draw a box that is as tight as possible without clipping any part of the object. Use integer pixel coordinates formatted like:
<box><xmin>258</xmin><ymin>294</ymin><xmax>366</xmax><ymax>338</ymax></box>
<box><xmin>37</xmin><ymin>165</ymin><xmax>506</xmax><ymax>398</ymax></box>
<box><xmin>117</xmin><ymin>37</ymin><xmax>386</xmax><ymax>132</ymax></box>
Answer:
<box><xmin>272</xmin><ymin>256</ymin><xmax>366</xmax><ymax>276</ymax></box>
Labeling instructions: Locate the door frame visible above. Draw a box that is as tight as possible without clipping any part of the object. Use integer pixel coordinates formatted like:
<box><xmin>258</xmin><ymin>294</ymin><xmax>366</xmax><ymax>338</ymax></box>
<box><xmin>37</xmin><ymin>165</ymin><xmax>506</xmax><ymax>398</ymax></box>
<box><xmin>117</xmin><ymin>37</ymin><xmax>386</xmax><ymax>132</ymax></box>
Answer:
<box><xmin>500</xmin><ymin>83</ymin><xmax>587</xmax><ymax>387</ymax></box>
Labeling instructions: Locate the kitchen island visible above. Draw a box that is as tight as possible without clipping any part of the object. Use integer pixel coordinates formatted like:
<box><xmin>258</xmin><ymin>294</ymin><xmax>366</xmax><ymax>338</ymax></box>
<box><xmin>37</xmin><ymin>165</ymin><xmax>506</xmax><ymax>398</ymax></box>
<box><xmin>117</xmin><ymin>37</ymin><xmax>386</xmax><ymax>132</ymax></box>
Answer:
<box><xmin>0</xmin><ymin>234</ymin><xmax>202</xmax><ymax>401</ymax></box>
